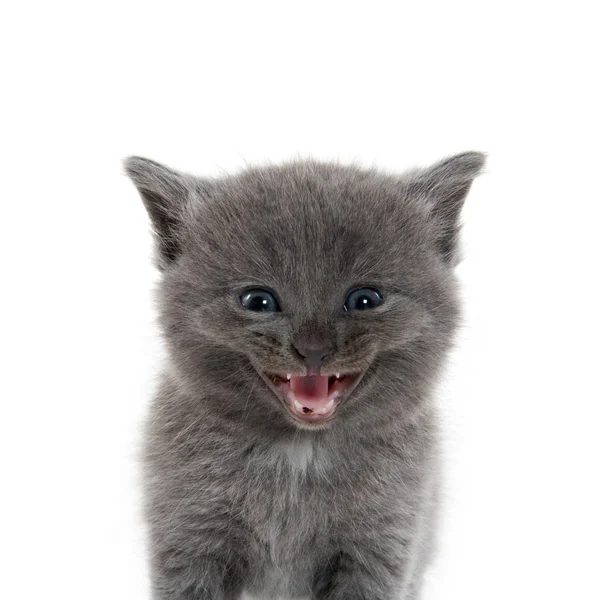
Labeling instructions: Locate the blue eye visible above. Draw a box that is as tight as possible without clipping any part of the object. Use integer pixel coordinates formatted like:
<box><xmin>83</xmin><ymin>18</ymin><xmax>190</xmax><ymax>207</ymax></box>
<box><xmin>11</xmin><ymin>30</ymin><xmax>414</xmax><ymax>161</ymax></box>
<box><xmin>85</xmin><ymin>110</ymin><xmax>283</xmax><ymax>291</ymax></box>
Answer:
<box><xmin>344</xmin><ymin>287</ymin><xmax>383</xmax><ymax>311</ymax></box>
<box><xmin>240</xmin><ymin>289</ymin><xmax>280</xmax><ymax>312</ymax></box>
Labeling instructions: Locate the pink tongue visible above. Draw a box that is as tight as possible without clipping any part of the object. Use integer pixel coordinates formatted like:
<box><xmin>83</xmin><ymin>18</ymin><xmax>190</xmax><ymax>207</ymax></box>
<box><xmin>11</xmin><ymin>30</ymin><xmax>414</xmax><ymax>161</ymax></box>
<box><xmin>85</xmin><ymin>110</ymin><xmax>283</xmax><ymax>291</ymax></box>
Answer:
<box><xmin>290</xmin><ymin>375</ymin><xmax>330</xmax><ymax>409</ymax></box>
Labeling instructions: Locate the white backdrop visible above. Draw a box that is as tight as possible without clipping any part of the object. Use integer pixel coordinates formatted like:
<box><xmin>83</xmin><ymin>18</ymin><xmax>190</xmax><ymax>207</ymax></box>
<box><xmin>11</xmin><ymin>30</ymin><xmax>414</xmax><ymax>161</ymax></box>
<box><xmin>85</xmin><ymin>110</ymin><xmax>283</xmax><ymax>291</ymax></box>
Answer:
<box><xmin>1</xmin><ymin>2</ymin><xmax>596</xmax><ymax>599</ymax></box>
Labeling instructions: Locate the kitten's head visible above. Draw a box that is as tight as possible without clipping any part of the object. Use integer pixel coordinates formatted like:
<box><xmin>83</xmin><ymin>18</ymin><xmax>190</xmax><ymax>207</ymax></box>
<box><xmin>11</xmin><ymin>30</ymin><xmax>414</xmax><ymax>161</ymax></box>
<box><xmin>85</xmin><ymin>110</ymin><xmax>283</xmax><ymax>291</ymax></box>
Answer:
<box><xmin>125</xmin><ymin>154</ymin><xmax>484</xmax><ymax>434</ymax></box>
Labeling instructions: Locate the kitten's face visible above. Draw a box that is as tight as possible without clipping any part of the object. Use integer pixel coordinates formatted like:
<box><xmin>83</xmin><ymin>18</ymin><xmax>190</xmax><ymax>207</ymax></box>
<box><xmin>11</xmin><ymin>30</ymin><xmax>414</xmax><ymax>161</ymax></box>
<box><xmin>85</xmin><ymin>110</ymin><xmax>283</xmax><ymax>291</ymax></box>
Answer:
<box><xmin>126</xmin><ymin>155</ymin><xmax>484</xmax><ymax>431</ymax></box>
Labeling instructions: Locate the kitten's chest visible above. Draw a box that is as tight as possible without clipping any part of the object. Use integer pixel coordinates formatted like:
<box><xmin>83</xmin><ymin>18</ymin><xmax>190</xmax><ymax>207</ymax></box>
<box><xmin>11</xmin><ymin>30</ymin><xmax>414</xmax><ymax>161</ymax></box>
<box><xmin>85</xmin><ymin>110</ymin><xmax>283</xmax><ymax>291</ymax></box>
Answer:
<box><xmin>230</xmin><ymin>434</ymin><xmax>408</xmax><ymax>599</ymax></box>
<box><xmin>238</xmin><ymin>437</ymin><xmax>337</xmax><ymax>594</ymax></box>
<box><xmin>241</xmin><ymin>437</ymin><xmax>331</xmax><ymax>536</ymax></box>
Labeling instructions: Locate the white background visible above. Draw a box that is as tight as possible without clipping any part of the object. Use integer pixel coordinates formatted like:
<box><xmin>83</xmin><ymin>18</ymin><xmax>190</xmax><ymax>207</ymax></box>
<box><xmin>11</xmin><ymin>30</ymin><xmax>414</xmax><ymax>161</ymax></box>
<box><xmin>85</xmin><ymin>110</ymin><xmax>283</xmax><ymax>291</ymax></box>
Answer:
<box><xmin>1</xmin><ymin>2</ymin><xmax>596</xmax><ymax>599</ymax></box>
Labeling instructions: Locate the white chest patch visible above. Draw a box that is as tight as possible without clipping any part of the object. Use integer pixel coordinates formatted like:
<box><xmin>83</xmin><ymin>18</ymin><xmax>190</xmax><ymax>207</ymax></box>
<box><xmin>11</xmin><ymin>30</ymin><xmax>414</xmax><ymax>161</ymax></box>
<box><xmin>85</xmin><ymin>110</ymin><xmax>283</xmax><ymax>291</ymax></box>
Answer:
<box><xmin>281</xmin><ymin>435</ymin><xmax>314</xmax><ymax>473</ymax></box>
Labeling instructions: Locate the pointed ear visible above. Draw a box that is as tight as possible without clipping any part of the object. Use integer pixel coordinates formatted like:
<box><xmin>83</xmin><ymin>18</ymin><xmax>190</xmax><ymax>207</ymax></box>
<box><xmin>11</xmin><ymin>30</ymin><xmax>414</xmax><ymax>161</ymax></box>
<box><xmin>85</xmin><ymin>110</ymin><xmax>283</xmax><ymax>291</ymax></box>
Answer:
<box><xmin>124</xmin><ymin>156</ymin><xmax>199</xmax><ymax>269</ymax></box>
<box><xmin>408</xmin><ymin>151</ymin><xmax>486</xmax><ymax>265</ymax></box>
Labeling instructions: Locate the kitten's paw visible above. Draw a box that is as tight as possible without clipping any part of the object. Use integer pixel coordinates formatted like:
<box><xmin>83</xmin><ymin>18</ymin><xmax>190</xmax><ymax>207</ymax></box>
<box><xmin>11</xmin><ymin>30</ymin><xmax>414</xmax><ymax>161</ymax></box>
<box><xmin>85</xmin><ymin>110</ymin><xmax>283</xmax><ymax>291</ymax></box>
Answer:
<box><xmin>312</xmin><ymin>552</ymin><xmax>402</xmax><ymax>600</ymax></box>
<box><xmin>152</xmin><ymin>555</ymin><xmax>244</xmax><ymax>600</ymax></box>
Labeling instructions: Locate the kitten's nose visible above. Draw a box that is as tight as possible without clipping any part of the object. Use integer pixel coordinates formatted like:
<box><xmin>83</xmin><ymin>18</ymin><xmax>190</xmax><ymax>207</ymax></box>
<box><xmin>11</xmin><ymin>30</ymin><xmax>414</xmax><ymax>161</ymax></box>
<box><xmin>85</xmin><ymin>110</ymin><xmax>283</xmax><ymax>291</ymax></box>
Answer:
<box><xmin>293</xmin><ymin>343</ymin><xmax>332</xmax><ymax>371</ymax></box>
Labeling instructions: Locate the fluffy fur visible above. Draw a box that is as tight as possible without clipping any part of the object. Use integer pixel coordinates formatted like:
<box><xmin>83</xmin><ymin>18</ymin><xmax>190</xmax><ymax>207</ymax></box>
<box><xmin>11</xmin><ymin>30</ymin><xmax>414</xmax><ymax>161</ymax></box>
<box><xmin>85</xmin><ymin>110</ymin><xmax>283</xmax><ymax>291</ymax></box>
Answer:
<box><xmin>125</xmin><ymin>152</ymin><xmax>485</xmax><ymax>600</ymax></box>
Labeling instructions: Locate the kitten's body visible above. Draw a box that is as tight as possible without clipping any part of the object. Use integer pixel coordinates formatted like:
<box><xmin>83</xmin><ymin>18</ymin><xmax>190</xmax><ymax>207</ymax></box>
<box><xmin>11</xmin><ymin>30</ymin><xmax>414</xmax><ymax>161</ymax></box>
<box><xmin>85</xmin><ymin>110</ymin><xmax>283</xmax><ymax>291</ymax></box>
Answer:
<box><xmin>126</xmin><ymin>154</ymin><xmax>484</xmax><ymax>599</ymax></box>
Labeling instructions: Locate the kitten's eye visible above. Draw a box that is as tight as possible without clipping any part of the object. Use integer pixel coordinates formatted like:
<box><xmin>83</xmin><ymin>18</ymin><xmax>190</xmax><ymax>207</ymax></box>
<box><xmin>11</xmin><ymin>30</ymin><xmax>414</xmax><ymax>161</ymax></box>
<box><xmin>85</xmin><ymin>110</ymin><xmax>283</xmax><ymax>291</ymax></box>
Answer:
<box><xmin>344</xmin><ymin>287</ymin><xmax>383</xmax><ymax>311</ymax></box>
<box><xmin>240</xmin><ymin>289</ymin><xmax>280</xmax><ymax>312</ymax></box>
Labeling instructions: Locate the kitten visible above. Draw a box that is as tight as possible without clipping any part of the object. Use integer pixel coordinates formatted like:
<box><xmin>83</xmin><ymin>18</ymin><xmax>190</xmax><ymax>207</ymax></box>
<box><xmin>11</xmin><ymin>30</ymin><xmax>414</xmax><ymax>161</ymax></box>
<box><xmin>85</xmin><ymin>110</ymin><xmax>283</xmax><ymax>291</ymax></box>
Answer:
<box><xmin>125</xmin><ymin>152</ymin><xmax>485</xmax><ymax>600</ymax></box>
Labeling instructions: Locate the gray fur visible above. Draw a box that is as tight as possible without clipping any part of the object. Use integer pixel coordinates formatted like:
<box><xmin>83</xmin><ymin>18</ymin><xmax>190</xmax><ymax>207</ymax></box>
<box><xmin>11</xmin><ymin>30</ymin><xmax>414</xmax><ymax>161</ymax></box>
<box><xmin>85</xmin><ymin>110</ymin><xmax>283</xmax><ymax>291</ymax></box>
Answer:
<box><xmin>124</xmin><ymin>152</ymin><xmax>485</xmax><ymax>600</ymax></box>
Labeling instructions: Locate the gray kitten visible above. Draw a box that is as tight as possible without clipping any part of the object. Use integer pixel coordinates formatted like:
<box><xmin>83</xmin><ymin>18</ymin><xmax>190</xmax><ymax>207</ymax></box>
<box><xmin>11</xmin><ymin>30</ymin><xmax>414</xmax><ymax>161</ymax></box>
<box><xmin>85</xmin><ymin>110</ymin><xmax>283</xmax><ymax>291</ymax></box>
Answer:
<box><xmin>125</xmin><ymin>152</ymin><xmax>485</xmax><ymax>600</ymax></box>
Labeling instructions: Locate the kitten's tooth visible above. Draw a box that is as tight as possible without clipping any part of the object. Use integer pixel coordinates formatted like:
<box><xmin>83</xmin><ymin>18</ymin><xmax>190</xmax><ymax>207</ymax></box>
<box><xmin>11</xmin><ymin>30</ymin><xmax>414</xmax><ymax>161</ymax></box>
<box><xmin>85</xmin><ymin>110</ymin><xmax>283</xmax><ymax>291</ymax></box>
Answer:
<box><xmin>335</xmin><ymin>373</ymin><xmax>340</xmax><ymax>379</ymax></box>
<box><xmin>293</xmin><ymin>399</ymin><xmax>304</xmax><ymax>411</ymax></box>
<box><xmin>314</xmin><ymin>399</ymin><xmax>335</xmax><ymax>415</ymax></box>
<box><xmin>286</xmin><ymin>373</ymin><xmax>291</xmax><ymax>381</ymax></box>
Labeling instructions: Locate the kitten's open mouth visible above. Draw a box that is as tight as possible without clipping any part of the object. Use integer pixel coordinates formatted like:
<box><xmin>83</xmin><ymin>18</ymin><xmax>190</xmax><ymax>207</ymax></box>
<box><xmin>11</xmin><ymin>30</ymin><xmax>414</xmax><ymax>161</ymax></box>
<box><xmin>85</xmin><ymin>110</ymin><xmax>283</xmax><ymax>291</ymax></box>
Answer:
<box><xmin>262</xmin><ymin>372</ymin><xmax>362</xmax><ymax>425</ymax></box>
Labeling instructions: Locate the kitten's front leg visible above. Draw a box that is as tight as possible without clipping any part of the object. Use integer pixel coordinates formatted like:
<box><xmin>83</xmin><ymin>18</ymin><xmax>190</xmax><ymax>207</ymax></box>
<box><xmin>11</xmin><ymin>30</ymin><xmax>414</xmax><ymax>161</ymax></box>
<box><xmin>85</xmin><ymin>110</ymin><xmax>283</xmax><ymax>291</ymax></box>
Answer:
<box><xmin>312</xmin><ymin>548</ymin><xmax>409</xmax><ymax>600</ymax></box>
<box><xmin>151</xmin><ymin>553</ymin><xmax>245</xmax><ymax>600</ymax></box>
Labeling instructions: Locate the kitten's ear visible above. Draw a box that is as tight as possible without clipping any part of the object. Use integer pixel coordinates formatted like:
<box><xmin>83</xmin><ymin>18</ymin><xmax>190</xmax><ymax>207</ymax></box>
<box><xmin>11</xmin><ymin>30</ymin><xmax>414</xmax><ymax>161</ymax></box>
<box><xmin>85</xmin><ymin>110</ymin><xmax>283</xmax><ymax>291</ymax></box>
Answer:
<box><xmin>124</xmin><ymin>156</ymin><xmax>201</xmax><ymax>269</ymax></box>
<box><xmin>408</xmin><ymin>151</ymin><xmax>486</xmax><ymax>265</ymax></box>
